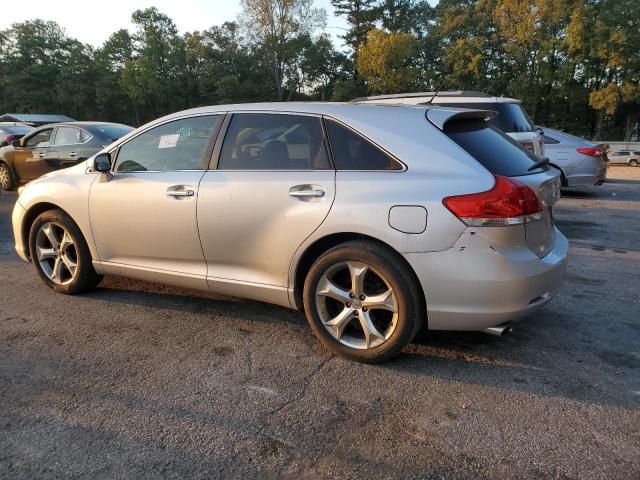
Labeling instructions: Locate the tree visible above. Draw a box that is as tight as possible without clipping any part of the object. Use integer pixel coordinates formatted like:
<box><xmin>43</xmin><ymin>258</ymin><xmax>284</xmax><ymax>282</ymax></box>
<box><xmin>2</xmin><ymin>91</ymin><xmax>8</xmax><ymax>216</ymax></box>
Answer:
<box><xmin>357</xmin><ymin>28</ymin><xmax>416</xmax><ymax>93</ymax></box>
<box><xmin>331</xmin><ymin>0</ymin><xmax>378</xmax><ymax>70</ymax></box>
<box><xmin>239</xmin><ymin>0</ymin><xmax>326</xmax><ymax>100</ymax></box>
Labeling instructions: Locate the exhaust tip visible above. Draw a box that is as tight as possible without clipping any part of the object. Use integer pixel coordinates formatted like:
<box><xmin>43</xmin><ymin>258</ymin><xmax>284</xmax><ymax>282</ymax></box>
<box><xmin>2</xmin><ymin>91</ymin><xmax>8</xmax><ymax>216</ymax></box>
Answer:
<box><xmin>481</xmin><ymin>325</ymin><xmax>513</xmax><ymax>337</ymax></box>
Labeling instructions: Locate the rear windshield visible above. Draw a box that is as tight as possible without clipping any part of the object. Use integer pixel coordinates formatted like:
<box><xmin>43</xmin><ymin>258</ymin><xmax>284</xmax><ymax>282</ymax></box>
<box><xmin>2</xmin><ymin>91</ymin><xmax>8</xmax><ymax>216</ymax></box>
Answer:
<box><xmin>91</xmin><ymin>124</ymin><xmax>133</xmax><ymax>141</ymax></box>
<box><xmin>437</xmin><ymin>102</ymin><xmax>535</xmax><ymax>133</ymax></box>
<box><xmin>444</xmin><ymin>119</ymin><xmax>544</xmax><ymax>176</ymax></box>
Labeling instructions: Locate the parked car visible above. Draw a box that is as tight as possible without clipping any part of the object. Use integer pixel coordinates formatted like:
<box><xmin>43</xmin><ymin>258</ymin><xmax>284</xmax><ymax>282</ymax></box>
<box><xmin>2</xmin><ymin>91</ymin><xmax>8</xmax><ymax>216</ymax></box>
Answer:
<box><xmin>536</xmin><ymin>126</ymin><xmax>607</xmax><ymax>186</ymax></box>
<box><xmin>608</xmin><ymin>150</ymin><xmax>640</xmax><ymax>166</ymax></box>
<box><xmin>354</xmin><ymin>91</ymin><xmax>545</xmax><ymax>156</ymax></box>
<box><xmin>0</xmin><ymin>122</ymin><xmax>133</xmax><ymax>191</ymax></box>
<box><xmin>12</xmin><ymin>103</ymin><xmax>567</xmax><ymax>363</ymax></box>
<box><xmin>0</xmin><ymin>122</ymin><xmax>34</xmax><ymax>147</ymax></box>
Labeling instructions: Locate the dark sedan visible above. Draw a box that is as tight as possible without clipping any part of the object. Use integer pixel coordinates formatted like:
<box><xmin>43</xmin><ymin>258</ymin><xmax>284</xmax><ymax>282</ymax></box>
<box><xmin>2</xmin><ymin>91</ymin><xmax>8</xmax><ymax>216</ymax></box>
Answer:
<box><xmin>0</xmin><ymin>123</ymin><xmax>35</xmax><ymax>147</ymax></box>
<box><xmin>0</xmin><ymin>122</ymin><xmax>133</xmax><ymax>190</ymax></box>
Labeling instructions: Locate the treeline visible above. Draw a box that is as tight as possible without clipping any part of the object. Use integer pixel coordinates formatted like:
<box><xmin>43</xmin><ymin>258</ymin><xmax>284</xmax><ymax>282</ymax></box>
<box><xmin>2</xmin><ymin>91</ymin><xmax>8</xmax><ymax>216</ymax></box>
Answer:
<box><xmin>0</xmin><ymin>0</ymin><xmax>638</xmax><ymax>140</ymax></box>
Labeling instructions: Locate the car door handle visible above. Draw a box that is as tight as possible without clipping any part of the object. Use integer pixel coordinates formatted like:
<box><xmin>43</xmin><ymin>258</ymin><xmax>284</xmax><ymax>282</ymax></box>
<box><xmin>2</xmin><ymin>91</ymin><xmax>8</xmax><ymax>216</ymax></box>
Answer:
<box><xmin>38</xmin><ymin>152</ymin><xmax>45</xmax><ymax>158</ymax></box>
<box><xmin>289</xmin><ymin>187</ymin><xmax>325</xmax><ymax>198</ymax></box>
<box><xmin>69</xmin><ymin>152</ymin><xmax>77</xmax><ymax>158</ymax></box>
<box><xmin>167</xmin><ymin>189</ymin><xmax>195</xmax><ymax>197</ymax></box>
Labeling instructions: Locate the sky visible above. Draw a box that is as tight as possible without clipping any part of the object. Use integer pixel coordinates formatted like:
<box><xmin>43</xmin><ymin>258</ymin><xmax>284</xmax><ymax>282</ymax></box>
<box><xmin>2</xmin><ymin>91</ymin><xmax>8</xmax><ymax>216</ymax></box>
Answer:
<box><xmin>0</xmin><ymin>0</ymin><xmax>350</xmax><ymax>48</ymax></box>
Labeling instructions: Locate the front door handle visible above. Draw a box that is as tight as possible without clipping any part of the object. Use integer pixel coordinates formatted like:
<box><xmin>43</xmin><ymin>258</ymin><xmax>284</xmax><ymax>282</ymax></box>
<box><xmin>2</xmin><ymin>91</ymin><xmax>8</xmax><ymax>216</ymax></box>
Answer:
<box><xmin>167</xmin><ymin>190</ymin><xmax>194</xmax><ymax>197</ymax></box>
<box><xmin>289</xmin><ymin>185</ymin><xmax>325</xmax><ymax>198</ymax></box>
<box><xmin>69</xmin><ymin>152</ymin><xmax>77</xmax><ymax>158</ymax></box>
<box><xmin>38</xmin><ymin>152</ymin><xmax>45</xmax><ymax>158</ymax></box>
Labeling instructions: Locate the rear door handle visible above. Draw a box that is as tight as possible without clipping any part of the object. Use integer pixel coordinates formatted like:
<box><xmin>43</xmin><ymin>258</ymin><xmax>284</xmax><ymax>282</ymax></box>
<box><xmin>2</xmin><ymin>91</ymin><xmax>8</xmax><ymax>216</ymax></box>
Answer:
<box><xmin>69</xmin><ymin>152</ymin><xmax>77</xmax><ymax>158</ymax></box>
<box><xmin>38</xmin><ymin>152</ymin><xmax>45</xmax><ymax>158</ymax></box>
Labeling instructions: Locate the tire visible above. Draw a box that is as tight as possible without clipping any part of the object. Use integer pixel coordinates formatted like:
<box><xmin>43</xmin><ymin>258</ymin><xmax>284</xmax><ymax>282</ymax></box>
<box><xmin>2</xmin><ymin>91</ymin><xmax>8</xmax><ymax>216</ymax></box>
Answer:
<box><xmin>0</xmin><ymin>162</ymin><xmax>15</xmax><ymax>191</ymax></box>
<box><xmin>28</xmin><ymin>209</ymin><xmax>102</xmax><ymax>294</ymax></box>
<box><xmin>629</xmin><ymin>159</ymin><xmax>638</xmax><ymax>167</ymax></box>
<box><xmin>303</xmin><ymin>240</ymin><xmax>424</xmax><ymax>363</ymax></box>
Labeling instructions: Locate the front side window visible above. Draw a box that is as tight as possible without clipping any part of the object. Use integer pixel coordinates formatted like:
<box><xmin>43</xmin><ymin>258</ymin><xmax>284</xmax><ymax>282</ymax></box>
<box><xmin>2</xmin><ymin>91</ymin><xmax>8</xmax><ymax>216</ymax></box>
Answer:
<box><xmin>114</xmin><ymin>115</ymin><xmax>222</xmax><ymax>172</ymax></box>
<box><xmin>218</xmin><ymin>113</ymin><xmax>330</xmax><ymax>170</ymax></box>
<box><xmin>25</xmin><ymin>129</ymin><xmax>54</xmax><ymax>148</ymax></box>
<box><xmin>53</xmin><ymin>127</ymin><xmax>83</xmax><ymax>145</ymax></box>
<box><xmin>325</xmin><ymin>119</ymin><xmax>402</xmax><ymax>171</ymax></box>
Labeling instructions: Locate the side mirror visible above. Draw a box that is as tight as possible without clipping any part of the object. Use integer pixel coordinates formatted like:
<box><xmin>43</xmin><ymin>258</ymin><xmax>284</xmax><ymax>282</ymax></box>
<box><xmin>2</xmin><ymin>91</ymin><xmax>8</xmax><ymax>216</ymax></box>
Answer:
<box><xmin>93</xmin><ymin>152</ymin><xmax>111</xmax><ymax>173</ymax></box>
<box><xmin>536</xmin><ymin>127</ymin><xmax>545</xmax><ymax>135</ymax></box>
<box><xmin>11</xmin><ymin>140</ymin><xmax>21</xmax><ymax>147</ymax></box>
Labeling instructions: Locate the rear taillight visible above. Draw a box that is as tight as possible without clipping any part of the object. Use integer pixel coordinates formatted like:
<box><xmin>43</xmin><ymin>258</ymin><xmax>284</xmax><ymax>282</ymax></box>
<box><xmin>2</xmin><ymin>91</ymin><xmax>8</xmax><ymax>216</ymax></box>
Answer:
<box><xmin>443</xmin><ymin>175</ymin><xmax>542</xmax><ymax>227</ymax></box>
<box><xmin>576</xmin><ymin>147</ymin><xmax>603</xmax><ymax>157</ymax></box>
<box><xmin>520</xmin><ymin>141</ymin><xmax>535</xmax><ymax>153</ymax></box>
<box><xmin>3</xmin><ymin>135</ymin><xmax>12</xmax><ymax>143</ymax></box>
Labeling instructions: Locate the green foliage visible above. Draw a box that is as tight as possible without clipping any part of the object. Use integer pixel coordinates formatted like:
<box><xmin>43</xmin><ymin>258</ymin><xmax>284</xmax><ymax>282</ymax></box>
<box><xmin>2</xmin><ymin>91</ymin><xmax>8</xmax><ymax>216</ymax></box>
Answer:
<box><xmin>0</xmin><ymin>1</ymin><xmax>637</xmax><ymax>139</ymax></box>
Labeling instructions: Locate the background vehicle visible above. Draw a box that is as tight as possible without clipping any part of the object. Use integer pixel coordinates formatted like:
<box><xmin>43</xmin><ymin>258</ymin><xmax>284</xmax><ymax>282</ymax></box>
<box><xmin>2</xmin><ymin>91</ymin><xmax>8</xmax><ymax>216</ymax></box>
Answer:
<box><xmin>354</xmin><ymin>91</ymin><xmax>545</xmax><ymax>156</ymax></box>
<box><xmin>12</xmin><ymin>103</ymin><xmax>567</xmax><ymax>363</ymax></box>
<box><xmin>536</xmin><ymin>126</ymin><xmax>607</xmax><ymax>186</ymax></box>
<box><xmin>608</xmin><ymin>150</ymin><xmax>640</xmax><ymax>166</ymax></box>
<box><xmin>0</xmin><ymin>121</ymin><xmax>133</xmax><ymax>190</ymax></box>
<box><xmin>0</xmin><ymin>123</ymin><xmax>34</xmax><ymax>147</ymax></box>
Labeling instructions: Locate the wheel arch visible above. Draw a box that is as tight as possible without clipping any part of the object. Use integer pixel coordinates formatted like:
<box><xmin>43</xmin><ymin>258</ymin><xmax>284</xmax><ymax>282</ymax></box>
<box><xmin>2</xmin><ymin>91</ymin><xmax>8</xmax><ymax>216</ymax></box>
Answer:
<box><xmin>548</xmin><ymin>163</ymin><xmax>567</xmax><ymax>186</ymax></box>
<box><xmin>21</xmin><ymin>202</ymin><xmax>72</xmax><ymax>260</ymax></box>
<box><xmin>292</xmin><ymin>232</ymin><xmax>427</xmax><ymax>325</ymax></box>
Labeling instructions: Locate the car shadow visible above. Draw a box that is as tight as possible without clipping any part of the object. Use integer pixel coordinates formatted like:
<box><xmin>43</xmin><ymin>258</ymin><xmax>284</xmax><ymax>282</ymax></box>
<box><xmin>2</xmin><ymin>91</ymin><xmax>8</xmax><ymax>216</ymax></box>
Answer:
<box><xmin>85</xmin><ymin>275</ymin><xmax>638</xmax><ymax>411</ymax></box>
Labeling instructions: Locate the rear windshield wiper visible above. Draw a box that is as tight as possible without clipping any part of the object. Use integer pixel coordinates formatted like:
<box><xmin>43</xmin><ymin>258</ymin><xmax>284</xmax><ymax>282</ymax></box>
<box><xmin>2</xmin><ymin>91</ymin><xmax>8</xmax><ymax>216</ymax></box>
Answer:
<box><xmin>528</xmin><ymin>157</ymin><xmax>550</xmax><ymax>171</ymax></box>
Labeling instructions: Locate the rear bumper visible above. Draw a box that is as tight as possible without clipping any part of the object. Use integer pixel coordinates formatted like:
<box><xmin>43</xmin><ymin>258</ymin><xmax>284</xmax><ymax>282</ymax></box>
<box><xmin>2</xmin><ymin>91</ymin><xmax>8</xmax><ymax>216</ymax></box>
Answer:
<box><xmin>11</xmin><ymin>200</ymin><xmax>29</xmax><ymax>262</ymax></box>
<box><xmin>565</xmin><ymin>159</ymin><xmax>607</xmax><ymax>186</ymax></box>
<box><xmin>405</xmin><ymin>228</ymin><xmax>569</xmax><ymax>331</ymax></box>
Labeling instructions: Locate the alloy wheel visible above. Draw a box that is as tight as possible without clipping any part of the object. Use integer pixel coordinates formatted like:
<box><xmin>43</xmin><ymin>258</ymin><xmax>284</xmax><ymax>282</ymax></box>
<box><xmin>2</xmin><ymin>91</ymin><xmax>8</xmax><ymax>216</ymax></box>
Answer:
<box><xmin>0</xmin><ymin>165</ymin><xmax>10</xmax><ymax>189</ymax></box>
<box><xmin>315</xmin><ymin>261</ymin><xmax>399</xmax><ymax>350</ymax></box>
<box><xmin>35</xmin><ymin>222</ymin><xmax>78</xmax><ymax>285</ymax></box>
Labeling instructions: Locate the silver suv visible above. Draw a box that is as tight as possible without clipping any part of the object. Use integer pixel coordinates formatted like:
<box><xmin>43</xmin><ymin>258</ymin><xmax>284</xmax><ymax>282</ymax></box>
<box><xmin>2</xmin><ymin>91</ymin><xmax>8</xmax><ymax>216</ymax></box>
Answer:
<box><xmin>608</xmin><ymin>150</ymin><xmax>640</xmax><ymax>166</ymax></box>
<box><xmin>12</xmin><ymin>103</ymin><xmax>568</xmax><ymax>362</ymax></box>
<box><xmin>355</xmin><ymin>91</ymin><xmax>546</xmax><ymax>157</ymax></box>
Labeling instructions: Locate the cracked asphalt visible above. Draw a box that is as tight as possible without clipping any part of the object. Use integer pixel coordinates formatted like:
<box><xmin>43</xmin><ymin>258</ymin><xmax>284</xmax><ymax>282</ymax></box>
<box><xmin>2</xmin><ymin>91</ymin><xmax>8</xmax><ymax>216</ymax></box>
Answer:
<box><xmin>1</xmin><ymin>166</ymin><xmax>639</xmax><ymax>479</ymax></box>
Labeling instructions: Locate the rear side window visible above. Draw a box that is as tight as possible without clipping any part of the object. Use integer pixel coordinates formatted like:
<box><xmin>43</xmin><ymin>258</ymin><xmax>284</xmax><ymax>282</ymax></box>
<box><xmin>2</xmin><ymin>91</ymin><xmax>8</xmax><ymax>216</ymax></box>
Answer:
<box><xmin>325</xmin><ymin>119</ymin><xmax>402</xmax><ymax>170</ymax></box>
<box><xmin>445</xmin><ymin>119</ymin><xmax>543</xmax><ymax>176</ymax></box>
<box><xmin>542</xmin><ymin>134</ymin><xmax>560</xmax><ymax>145</ymax></box>
<box><xmin>218</xmin><ymin>113</ymin><xmax>330</xmax><ymax>170</ymax></box>
<box><xmin>53</xmin><ymin>127</ymin><xmax>82</xmax><ymax>145</ymax></box>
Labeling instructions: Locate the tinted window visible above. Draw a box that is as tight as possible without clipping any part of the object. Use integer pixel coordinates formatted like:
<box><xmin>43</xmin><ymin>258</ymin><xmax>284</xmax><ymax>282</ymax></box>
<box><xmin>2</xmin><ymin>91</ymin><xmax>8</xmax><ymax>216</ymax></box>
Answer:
<box><xmin>218</xmin><ymin>114</ymin><xmax>330</xmax><ymax>170</ymax></box>
<box><xmin>114</xmin><ymin>116</ymin><xmax>221</xmax><ymax>172</ymax></box>
<box><xmin>445</xmin><ymin>119</ymin><xmax>543</xmax><ymax>176</ymax></box>
<box><xmin>25</xmin><ymin>129</ymin><xmax>54</xmax><ymax>148</ymax></box>
<box><xmin>80</xmin><ymin>129</ymin><xmax>92</xmax><ymax>143</ymax></box>
<box><xmin>1</xmin><ymin>125</ymin><xmax>33</xmax><ymax>135</ymax></box>
<box><xmin>436</xmin><ymin>102</ymin><xmax>535</xmax><ymax>133</ymax></box>
<box><xmin>53</xmin><ymin>127</ymin><xmax>82</xmax><ymax>145</ymax></box>
<box><xmin>93</xmin><ymin>124</ymin><xmax>133</xmax><ymax>141</ymax></box>
<box><xmin>325</xmin><ymin>119</ymin><xmax>401</xmax><ymax>170</ymax></box>
<box><xmin>542</xmin><ymin>134</ymin><xmax>560</xmax><ymax>145</ymax></box>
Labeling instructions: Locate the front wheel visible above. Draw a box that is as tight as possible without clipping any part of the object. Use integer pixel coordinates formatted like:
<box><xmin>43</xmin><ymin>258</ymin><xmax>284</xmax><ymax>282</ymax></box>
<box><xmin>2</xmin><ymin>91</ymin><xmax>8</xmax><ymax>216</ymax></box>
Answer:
<box><xmin>28</xmin><ymin>209</ymin><xmax>103</xmax><ymax>294</ymax></box>
<box><xmin>629</xmin><ymin>159</ymin><xmax>638</xmax><ymax>167</ymax></box>
<box><xmin>0</xmin><ymin>162</ymin><xmax>15</xmax><ymax>191</ymax></box>
<box><xmin>303</xmin><ymin>240</ymin><xmax>424</xmax><ymax>363</ymax></box>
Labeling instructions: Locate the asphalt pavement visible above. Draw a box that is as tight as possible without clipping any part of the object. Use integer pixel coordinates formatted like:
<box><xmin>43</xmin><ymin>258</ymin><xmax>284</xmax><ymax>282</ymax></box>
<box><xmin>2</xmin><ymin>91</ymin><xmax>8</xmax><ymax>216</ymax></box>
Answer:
<box><xmin>1</xmin><ymin>167</ymin><xmax>639</xmax><ymax>479</ymax></box>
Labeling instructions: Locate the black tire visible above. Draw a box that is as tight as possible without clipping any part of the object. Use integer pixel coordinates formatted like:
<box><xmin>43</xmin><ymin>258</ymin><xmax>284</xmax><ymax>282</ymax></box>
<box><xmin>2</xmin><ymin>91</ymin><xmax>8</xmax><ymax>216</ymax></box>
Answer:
<box><xmin>28</xmin><ymin>209</ymin><xmax>103</xmax><ymax>294</ymax></box>
<box><xmin>629</xmin><ymin>159</ymin><xmax>638</xmax><ymax>167</ymax></box>
<box><xmin>303</xmin><ymin>240</ymin><xmax>425</xmax><ymax>363</ymax></box>
<box><xmin>0</xmin><ymin>162</ymin><xmax>15</xmax><ymax>191</ymax></box>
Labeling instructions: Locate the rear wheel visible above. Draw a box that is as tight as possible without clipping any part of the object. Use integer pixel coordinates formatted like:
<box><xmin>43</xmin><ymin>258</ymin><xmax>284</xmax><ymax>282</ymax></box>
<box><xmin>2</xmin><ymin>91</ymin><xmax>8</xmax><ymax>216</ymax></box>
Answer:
<box><xmin>303</xmin><ymin>240</ymin><xmax>424</xmax><ymax>363</ymax></box>
<box><xmin>0</xmin><ymin>162</ymin><xmax>15</xmax><ymax>191</ymax></box>
<box><xmin>629</xmin><ymin>159</ymin><xmax>638</xmax><ymax>167</ymax></box>
<box><xmin>29</xmin><ymin>209</ymin><xmax>102</xmax><ymax>294</ymax></box>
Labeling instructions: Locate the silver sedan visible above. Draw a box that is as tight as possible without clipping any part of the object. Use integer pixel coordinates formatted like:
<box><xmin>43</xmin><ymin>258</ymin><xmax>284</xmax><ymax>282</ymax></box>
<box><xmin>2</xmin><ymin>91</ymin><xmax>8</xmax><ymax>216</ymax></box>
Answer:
<box><xmin>12</xmin><ymin>103</ymin><xmax>568</xmax><ymax>362</ymax></box>
<box><xmin>537</xmin><ymin>126</ymin><xmax>607</xmax><ymax>186</ymax></box>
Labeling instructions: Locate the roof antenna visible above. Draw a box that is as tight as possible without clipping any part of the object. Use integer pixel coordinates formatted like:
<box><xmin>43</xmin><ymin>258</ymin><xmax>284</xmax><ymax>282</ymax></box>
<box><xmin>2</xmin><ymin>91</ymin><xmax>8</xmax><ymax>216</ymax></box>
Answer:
<box><xmin>426</xmin><ymin>78</ymin><xmax>447</xmax><ymax>104</ymax></box>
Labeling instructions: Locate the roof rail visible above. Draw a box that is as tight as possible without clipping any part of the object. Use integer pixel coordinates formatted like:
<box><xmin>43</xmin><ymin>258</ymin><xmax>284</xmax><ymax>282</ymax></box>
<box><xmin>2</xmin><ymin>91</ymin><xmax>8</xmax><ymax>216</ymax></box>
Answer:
<box><xmin>351</xmin><ymin>90</ymin><xmax>493</xmax><ymax>103</ymax></box>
